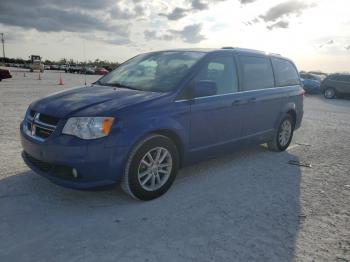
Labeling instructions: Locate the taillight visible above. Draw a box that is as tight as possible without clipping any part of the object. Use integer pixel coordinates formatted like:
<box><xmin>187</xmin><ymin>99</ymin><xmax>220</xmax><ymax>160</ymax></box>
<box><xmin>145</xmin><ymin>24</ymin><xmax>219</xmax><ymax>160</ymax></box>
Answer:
<box><xmin>301</xmin><ymin>89</ymin><xmax>305</xmax><ymax>101</ymax></box>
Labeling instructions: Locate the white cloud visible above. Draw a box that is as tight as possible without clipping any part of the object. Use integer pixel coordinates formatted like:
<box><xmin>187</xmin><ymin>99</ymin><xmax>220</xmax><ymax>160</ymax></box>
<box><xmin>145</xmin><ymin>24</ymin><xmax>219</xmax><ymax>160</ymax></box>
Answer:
<box><xmin>0</xmin><ymin>0</ymin><xmax>349</xmax><ymax>72</ymax></box>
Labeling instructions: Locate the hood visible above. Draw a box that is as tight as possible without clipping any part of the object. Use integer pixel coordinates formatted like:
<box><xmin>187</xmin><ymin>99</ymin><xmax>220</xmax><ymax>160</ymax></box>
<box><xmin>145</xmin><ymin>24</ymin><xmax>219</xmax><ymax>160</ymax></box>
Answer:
<box><xmin>30</xmin><ymin>85</ymin><xmax>165</xmax><ymax>118</ymax></box>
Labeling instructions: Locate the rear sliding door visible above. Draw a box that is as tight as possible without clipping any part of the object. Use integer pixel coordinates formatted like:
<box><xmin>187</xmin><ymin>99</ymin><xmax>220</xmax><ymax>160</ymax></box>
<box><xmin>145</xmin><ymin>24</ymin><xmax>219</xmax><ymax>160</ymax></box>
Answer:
<box><xmin>236</xmin><ymin>55</ymin><xmax>279</xmax><ymax>137</ymax></box>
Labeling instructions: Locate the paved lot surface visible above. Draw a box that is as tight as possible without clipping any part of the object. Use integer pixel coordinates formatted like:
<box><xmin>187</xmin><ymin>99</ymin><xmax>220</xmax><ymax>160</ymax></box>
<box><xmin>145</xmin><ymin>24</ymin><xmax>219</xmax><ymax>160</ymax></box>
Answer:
<box><xmin>0</xmin><ymin>69</ymin><xmax>349</xmax><ymax>262</ymax></box>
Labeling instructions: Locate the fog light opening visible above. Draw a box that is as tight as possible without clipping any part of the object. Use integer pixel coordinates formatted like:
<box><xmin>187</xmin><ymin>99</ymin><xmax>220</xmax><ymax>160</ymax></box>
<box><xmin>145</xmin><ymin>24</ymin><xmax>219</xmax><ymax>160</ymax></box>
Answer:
<box><xmin>72</xmin><ymin>168</ymin><xmax>79</xmax><ymax>179</ymax></box>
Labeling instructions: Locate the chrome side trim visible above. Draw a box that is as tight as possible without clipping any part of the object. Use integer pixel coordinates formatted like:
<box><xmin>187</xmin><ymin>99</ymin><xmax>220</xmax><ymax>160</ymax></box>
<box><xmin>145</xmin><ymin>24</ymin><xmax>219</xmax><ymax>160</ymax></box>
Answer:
<box><xmin>174</xmin><ymin>85</ymin><xmax>301</xmax><ymax>102</ymax></box>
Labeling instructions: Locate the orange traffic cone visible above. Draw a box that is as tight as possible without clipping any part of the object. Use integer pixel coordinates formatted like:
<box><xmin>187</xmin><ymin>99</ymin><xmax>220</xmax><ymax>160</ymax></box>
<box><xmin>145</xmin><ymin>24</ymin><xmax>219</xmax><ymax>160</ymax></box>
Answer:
<box><xmin>38</xmin><ymin>72</ymin><xmax>42</xmax><ymax>80</ymax></box>
<box><xmin>59</xmin><ymin>73</ymin><xmax>64</xmax><ymax>85</ymax></box>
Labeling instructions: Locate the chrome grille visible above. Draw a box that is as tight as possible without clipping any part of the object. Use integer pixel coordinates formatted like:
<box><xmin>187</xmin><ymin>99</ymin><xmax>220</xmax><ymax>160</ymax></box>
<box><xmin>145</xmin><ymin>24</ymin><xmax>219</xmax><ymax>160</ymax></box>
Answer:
<box><xmin>24</xmin><ymin>110</ymin><xmax>59</xmax><ymax>141</ymax></box>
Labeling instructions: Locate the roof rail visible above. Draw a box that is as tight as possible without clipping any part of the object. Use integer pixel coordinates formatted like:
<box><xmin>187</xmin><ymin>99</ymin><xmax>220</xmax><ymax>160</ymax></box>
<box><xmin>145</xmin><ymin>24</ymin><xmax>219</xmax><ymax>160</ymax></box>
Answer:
<box><xmin>233</xmin><ymin>47</ymin><xmax>265</xmax><ymax>55</ymax></box>
<box><xmin>221</xmin><ymin>47</ymin><xmax>234</xmax><ymax>49</ymax></box>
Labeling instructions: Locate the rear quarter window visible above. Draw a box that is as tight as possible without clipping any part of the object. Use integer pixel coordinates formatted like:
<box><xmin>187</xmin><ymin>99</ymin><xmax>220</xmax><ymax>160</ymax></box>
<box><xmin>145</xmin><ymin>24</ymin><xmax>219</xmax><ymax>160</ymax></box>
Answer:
<box><xmin>271</xmin><ymin>57</ymin><xmax>300</xmax><ymax>86</ymax></box>
<box><xmin>238</xmin><ymin>55</ymin><xmax>274</xmax><ymax>91</ymax></box>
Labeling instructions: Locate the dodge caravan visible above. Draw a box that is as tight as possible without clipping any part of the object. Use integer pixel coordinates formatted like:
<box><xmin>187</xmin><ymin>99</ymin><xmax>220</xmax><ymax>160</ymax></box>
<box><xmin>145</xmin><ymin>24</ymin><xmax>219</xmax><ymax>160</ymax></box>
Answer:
<box><xmin>20</xmin><ymin>48</ymin><xmax>304</xmax><ymax>200</ymax></box>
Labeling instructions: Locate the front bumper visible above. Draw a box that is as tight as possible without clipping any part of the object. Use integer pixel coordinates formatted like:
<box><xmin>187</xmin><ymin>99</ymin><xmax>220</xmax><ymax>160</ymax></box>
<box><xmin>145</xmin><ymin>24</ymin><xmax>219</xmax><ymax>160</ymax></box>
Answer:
<box><xmin>20</xmin><ymin>122</ymin><xmax>128</xmax><ymax>189</ymax></box>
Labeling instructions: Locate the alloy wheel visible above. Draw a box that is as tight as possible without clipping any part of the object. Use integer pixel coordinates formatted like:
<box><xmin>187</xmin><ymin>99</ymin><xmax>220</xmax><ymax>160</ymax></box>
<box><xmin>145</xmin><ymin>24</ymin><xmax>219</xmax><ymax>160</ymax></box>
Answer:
<box><xmin>137</xmin><ymin>147</ymin><xmax>173</xmax><ymax>191</ymax></box>
<box><xmin>325</xmin><ymin>88</ymin><xmax>335</xmax><ymax>99</ymax></box>
<box><xmin>278</xmin><ymin>119</ymin><xmax>292</xmax><ymax>147</ymax></box>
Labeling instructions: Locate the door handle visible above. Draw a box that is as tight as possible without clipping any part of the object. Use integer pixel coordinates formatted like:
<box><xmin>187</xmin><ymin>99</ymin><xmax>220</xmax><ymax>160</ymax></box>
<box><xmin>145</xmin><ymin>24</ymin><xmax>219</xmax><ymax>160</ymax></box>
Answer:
<box><xmin>231</xmin><ymin>99</ymin><xmax>243</xmax><ymax>106</ymax></box>
<box><xmin>248</xmin><ymin>97</ymin><xmax>257</xmax><ymax>103</ymax></box>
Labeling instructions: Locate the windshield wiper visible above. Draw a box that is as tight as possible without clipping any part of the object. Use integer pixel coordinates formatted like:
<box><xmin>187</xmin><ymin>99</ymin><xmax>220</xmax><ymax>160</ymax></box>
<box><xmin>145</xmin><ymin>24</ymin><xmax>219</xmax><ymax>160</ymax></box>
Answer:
<box><xmin>94</xmin><ymin>80</ymin><xmax>140</xmax><ymax>91</ymax></box>
<box><xmin>106</xmin><ymin>82</ymin><xmax>140</xmax><ymax>90</ymax></box>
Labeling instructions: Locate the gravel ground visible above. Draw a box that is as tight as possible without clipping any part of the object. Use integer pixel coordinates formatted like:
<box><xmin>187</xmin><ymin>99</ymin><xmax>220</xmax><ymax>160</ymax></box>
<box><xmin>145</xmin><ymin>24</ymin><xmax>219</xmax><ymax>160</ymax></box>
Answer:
<box><xmin>0</xmin><ymin>69</ymin><xmax>349</xmax><ymax>262</ymax></box>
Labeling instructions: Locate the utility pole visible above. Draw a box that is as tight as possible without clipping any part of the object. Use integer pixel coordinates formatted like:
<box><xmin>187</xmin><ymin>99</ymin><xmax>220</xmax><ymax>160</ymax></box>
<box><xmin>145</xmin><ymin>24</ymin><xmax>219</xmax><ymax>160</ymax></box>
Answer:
<box><xmin>0</xmin><ymin>33</ymin><xmax>5</xmax><ymax>65</ymax></box>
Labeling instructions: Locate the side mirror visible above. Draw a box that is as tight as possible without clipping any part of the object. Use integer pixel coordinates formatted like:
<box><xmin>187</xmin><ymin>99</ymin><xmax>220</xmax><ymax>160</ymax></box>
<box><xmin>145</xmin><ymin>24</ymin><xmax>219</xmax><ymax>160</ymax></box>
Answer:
<box><xmin>191</xmin><ymin>80</ymin><xmax>217</xmax><ymax>98</ymax></box>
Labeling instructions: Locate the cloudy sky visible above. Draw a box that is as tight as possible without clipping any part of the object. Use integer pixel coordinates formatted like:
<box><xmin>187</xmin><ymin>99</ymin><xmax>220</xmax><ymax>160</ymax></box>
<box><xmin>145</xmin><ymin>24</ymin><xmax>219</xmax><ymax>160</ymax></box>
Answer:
<box><xmin>0</xmin><ymin>0</ymin><xmax>349</xmax><ymax>72</ymax></box>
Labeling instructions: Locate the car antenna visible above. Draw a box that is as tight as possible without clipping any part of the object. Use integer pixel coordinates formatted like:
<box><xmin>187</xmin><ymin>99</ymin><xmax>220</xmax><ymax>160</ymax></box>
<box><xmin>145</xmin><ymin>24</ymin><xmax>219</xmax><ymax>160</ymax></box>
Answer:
<box><xmin>83</xmin><ymin>40</ymin><xmax>87</xmax><ymax>86</ymax></box>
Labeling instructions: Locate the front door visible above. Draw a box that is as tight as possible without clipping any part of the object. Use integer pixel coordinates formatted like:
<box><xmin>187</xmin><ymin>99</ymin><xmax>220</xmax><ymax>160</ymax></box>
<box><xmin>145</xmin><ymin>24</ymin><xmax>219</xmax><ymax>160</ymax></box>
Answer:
<box><xmin>189</xmin><ymin>54</ymin><xmax>242</xmax><ymax>151</ymax></box>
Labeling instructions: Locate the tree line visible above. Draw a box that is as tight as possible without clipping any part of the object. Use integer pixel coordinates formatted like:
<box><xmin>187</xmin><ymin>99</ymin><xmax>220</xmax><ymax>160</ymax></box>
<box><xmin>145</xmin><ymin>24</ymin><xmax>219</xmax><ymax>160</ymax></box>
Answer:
<box><xmin>0</xmin><ymin>57</ymin><xmax>120</xmax><ymax>70</ymax></box>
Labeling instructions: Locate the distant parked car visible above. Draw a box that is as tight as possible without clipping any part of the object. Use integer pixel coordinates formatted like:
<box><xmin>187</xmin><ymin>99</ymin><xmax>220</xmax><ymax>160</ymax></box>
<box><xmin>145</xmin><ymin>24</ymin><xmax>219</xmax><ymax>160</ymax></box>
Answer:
<box><xmin>59</xmin><ymin>65</ymin><xmax>67</xmax><ymax>71</ymax></box>
<box><xmin>44</xmin><ymin>65</ymin><xmax>50</xmax><ymax>70</ymax></box>
<box><xmin>95</xmin><ymin>67</ymin><xmax>109</xmax><ymax>75</ymax></box>
<box><xmin>300</xmin><ymin>73</ymin><xmax>322</xmax><ymax>82</ymax></box>
<box><xmin>0</xmin><ymin>68</ymin><xmax>12</xmax><ymax>81</ymax></box>
<box><xmin>80</xmin><ymin>66</ymin><xmax>95</xmax><ymax>75</ymax></box>
<box><xmin>321</xmin><ymin>73</ymin><xmax>350</xmax><ymax>99</ymax></box>
<box><xmin>300</xmin><ymin>73</ymin><xmax>321</xmax><ymax>94</ymax></box>
<box><xmin>50</xmin><ymin>65</ymin><xmax>59</xmax><ymax>70</ymax></box>
<box><xmin>308</xmin><ymin>71</ymin><xmax>327</xmax><ymax>81</ymax></box>
<box><xmin>65</xmin><ymin>65</ymin><xmax>82</xmax><ymax>74</ymax></box>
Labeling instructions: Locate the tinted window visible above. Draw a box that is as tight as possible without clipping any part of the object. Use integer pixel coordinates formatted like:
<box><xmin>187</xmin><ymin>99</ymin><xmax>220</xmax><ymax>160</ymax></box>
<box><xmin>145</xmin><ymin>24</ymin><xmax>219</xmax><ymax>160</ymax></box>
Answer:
<box><xmin>194</xmin><ymin>56</ymin><xmax>238</xmax><ymax>95</ymax></box>
<box><xmin>329</xmin><ymin>75</ymin><xmax>338</xmax><ymax>81</ymax></box>
<box><xmin>238</xmin><ymin>56</ymin><xmax>274</xmax><ymax>91</ymax></box>
<box><xmin>336</xmin><ymin>75</ymin><xmax>350</xmax><ymax>82</ymax></box>
<box><xmin>271</xmin><ymin>58</ymin><xmax>300</xmax><ymax>86</ymax></box>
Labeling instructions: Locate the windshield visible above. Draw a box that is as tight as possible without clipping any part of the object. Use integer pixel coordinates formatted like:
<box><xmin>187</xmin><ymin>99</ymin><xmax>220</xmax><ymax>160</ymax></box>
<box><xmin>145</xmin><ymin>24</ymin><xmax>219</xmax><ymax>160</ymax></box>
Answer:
<box><xmin>98</xmin><ymin>51</ymin><xmax>205</xmax><ymax>92</ymax></box>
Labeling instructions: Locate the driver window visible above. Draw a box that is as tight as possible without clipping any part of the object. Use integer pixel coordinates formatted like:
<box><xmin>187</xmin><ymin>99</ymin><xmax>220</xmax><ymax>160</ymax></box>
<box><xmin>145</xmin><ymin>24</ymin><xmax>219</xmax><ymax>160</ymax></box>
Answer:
<box><xmin>194</xmin><ymin>56</ymin><xmax>238</xmax><ymax>95</ymax></box>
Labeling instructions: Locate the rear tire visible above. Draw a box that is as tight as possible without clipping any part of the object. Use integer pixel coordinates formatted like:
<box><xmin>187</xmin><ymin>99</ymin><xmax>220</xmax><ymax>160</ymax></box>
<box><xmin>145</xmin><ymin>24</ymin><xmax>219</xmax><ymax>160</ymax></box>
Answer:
<box><xmin>121</xmin><ymin>134</ymin><xmax>179</xmax><ymax>201</ymax></box>
<box><xmin>268</xmin><ymin>114</ymin><xmax>294</xmax><ymax>152</ymax></box>
<box><xmin>324</xmin><ymin>88</ymin><xmax>336</xmax><ymax>99</ymax></box>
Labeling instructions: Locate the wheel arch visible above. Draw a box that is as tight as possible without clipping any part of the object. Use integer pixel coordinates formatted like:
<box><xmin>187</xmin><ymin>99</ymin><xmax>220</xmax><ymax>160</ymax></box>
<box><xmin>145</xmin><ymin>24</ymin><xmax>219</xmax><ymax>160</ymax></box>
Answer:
<box><xmin>147</xmin><ymin>129</ymin><xmax>184</xmax><ymax>168</ymax></box>
<box><xmin>274</xmin><ymin>102</ymin><xmax>296</xmax><ymax>130</ymax></box>
<box><xmin>286</xmin><ymin>109</ymin><xmax>297</xmax><ymax>127</ymax></box>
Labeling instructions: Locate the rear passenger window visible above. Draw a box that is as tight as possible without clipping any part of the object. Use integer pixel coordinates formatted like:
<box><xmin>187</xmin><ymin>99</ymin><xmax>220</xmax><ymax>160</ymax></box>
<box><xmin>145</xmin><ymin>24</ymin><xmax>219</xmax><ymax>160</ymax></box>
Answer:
<box><xmin>271</xmin><ymin>58</ymin><xmax>300</xmax><ymax>86</ymax></box>
<box><xmin>337</xmin><ymin>75</ymin><xmax>350</xmax><ymax>82</ymax></box>
<box><xmin>238</xmin><ymin>56</ymin><xmax>274</xmax><ymax>91</ymax></box>
<box><xmin>194</xmin><ymin>56</ymin><xmax>238</xmax><ymax>95</ymax></box>
<box><xmin>329</xmin><ymin>75</ymin><xmax>338</xmax><ymax>81</ymax></box>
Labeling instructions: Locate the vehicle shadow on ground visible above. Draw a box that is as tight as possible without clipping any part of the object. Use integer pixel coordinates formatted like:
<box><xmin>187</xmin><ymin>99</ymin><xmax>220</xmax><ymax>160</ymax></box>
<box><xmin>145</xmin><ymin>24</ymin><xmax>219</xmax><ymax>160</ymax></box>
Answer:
<box><xmin>0</xmin><ymin>145</ymin><xmax>302</xmax><ymax>262</ymax></box>
<box><xmin>311</xmin><ymin>94</ymin><xmax>350</xmax><ymax>107</ymax></box>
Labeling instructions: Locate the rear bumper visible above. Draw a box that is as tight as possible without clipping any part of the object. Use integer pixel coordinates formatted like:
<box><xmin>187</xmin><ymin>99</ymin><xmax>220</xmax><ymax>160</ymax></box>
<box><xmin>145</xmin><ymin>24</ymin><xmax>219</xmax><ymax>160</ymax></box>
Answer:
<box><xmin>295</xmin><ymin>109</ymin><xmax>303</xmax><ymax>130</ymax></box>
<box><xmin>20</xmin><ymin>122</ymin><xmax>128</xmax><ymax>189</ymax></box>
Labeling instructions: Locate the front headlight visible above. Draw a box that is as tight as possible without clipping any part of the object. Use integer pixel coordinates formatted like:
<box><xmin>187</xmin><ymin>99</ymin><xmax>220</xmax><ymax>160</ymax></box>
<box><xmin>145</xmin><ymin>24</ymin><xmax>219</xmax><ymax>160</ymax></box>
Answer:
<box><xmin>62</xmin><ymin>117</ymin><xmax>114</xmax><ymax>139</ymax></box>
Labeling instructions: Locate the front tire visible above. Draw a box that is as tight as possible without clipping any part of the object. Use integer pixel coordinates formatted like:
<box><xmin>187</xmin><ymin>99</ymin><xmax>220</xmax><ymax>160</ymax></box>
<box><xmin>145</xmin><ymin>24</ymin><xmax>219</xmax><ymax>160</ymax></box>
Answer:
<box><xmin>268</xmin><ymin>114</ymin><xmax>294</xmax><ymax>152</ymax></box>
<box><xmin>324</xmin><ymin>88</ymin><xmax>336</xmax><ymax>99</ymax></box>
<box><xmin>121</xmin><ymin>134</ymin><xmax>179</xmax><ymax>201</ymax></box>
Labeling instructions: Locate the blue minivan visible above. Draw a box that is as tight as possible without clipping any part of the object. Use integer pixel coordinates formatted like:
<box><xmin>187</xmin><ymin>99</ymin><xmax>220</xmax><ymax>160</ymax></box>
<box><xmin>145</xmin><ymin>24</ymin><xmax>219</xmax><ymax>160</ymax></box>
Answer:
<box><xmin>20</xmin><ymin>48</ymin><xmax>304</xmax><ymax>200</ymax></box>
